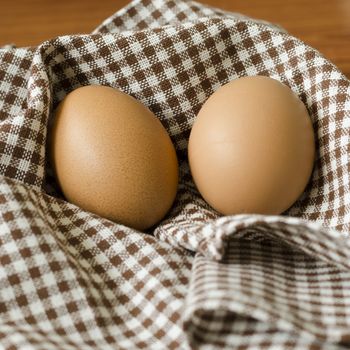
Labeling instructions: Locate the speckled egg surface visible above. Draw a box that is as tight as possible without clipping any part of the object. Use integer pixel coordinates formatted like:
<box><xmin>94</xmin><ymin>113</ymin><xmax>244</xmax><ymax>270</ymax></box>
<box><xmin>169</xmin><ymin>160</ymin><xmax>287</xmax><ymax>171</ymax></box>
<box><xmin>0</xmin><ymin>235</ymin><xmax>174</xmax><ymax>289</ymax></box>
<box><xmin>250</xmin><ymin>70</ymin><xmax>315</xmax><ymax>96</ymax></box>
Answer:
<box><xmin>50</xmin><ymin>85</ymin><xmax>179</xmax><ymax>231</ymax></box>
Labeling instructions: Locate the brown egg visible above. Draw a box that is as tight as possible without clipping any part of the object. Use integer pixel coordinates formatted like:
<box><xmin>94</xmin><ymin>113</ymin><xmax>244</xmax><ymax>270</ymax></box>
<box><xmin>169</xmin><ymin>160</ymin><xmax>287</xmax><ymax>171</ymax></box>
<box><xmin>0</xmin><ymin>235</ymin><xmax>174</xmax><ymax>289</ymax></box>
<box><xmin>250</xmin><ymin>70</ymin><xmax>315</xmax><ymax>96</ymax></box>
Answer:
<box><xmin>50</xmin><ymin>85</ymin><xmax>178</xmax><ymax>231</ymax></box>
<box><xmin>188</xmin><ymin>76</ymin><xmax>315</xmax><ymax>216</ymax></box>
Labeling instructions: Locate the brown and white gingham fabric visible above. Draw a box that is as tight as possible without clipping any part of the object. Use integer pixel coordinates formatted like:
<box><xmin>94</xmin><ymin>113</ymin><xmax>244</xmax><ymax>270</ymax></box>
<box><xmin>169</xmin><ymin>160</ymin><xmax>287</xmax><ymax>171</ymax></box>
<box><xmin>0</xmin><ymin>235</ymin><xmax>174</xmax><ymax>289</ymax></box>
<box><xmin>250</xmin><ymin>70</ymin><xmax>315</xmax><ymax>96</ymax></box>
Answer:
<box><xmin>1</xmin><ymin>0</ymin><xmax>350</xmax><ymax>349</ymax></box>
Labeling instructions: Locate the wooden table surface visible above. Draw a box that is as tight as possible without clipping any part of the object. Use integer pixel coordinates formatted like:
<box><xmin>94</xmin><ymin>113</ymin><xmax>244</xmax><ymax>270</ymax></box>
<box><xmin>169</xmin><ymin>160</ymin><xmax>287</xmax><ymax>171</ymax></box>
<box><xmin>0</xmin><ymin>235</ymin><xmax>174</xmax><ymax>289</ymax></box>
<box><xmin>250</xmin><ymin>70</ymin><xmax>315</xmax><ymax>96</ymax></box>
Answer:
<box><xmin>1</xmin><ymin>0</ymin><xmax>349</xmax><ymax>78</ymax></box>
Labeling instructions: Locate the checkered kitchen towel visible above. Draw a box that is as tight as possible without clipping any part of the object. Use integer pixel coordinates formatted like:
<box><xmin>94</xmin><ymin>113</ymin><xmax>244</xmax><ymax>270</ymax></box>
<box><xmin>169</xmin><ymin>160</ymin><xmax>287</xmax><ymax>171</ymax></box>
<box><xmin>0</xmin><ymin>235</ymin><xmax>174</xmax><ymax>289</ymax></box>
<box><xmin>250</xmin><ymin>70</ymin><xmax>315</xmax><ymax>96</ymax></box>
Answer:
<box><xmin>1</xmin><ymin>0</ymin><xmax>350</xmax><ymax>349</ymax></box>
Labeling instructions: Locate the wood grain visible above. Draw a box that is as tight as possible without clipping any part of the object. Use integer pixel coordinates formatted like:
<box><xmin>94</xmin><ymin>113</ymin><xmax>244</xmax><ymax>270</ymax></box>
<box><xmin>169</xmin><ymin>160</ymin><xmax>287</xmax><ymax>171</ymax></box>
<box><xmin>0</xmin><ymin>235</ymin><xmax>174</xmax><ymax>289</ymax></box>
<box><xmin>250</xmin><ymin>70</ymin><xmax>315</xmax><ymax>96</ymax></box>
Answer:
<box><xmin>1</xmin><ymin>0</ymin><xmax>349</xmax><ymax>77</ymax></box>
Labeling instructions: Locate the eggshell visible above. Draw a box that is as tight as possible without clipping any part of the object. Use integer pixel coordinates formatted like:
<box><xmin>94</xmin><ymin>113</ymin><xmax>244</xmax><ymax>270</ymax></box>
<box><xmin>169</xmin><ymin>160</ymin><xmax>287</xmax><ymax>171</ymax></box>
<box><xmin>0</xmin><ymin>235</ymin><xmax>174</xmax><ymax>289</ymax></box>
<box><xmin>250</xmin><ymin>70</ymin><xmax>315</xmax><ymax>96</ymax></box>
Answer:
<box><xmin>188</xmin><ymin>76</ymin><xmax>315</xmax><ymax>216</ymax></box>
<box><xmin>50</xmin><ymin>85</ymin><xmax>178</xmax><ymax>231</ymax></box>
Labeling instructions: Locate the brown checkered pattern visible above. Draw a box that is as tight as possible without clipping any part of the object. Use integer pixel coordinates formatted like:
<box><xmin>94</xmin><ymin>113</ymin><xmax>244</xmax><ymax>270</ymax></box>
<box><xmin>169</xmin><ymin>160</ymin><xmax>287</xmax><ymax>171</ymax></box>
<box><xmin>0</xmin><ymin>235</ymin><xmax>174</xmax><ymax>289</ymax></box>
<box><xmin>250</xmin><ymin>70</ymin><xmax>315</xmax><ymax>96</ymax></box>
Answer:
<box><xmin>1</xmin><ymin>0</ymin><xmax>350</xmax><ymax>348</ymax></box>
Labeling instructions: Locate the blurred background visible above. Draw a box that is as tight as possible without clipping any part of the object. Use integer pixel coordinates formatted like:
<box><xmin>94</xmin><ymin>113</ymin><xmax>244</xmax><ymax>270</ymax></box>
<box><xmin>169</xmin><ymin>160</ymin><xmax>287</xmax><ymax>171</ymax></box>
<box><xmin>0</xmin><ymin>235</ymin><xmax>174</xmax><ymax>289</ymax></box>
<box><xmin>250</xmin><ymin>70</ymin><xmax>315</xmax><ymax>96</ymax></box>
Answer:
<box><xmin>1</xmin><ymin>0</ymin><xmax>349</xmax><ymax>77</ymax></box>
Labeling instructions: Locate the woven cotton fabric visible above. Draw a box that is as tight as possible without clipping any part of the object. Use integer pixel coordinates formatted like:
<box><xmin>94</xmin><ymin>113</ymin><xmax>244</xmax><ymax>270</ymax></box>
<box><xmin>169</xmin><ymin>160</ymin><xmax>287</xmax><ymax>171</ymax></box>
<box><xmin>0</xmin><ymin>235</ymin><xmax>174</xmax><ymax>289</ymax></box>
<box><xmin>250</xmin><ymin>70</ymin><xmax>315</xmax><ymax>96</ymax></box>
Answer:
<box><xmin>1</xmin><ymin>0</ymin><xmax>350</xmax><ymax>349</ymax></box>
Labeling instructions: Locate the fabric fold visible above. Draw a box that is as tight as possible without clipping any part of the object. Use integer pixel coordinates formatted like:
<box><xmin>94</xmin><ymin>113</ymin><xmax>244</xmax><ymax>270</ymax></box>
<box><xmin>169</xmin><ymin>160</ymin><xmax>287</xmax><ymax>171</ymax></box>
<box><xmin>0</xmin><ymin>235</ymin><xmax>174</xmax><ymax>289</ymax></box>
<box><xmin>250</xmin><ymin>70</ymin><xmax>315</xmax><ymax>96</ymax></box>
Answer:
<box><xmin>183</xmin><ymin>240</ymin><xmax>350</xmax><ymax>349</ymax></box>
<box><xmin>156</xmin><ymin>209</ymin><xmax>350</xmax><ymax>269</ymax></box>
<box><xmin>0</xmin><ymin>175</ymin><xmax>192</xmax><ymax>349</ymax></box>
